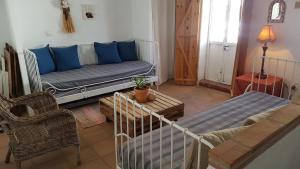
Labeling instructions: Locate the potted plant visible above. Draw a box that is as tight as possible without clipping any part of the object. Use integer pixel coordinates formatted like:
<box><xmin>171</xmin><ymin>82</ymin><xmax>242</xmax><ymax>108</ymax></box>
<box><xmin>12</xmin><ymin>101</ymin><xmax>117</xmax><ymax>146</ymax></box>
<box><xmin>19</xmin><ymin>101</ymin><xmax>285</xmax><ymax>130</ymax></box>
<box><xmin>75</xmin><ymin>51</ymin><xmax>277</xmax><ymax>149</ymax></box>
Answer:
<box><xmin>132</xmin><ymin>76</ymin><xmax>150</xmax><ymax>103</ymax></box>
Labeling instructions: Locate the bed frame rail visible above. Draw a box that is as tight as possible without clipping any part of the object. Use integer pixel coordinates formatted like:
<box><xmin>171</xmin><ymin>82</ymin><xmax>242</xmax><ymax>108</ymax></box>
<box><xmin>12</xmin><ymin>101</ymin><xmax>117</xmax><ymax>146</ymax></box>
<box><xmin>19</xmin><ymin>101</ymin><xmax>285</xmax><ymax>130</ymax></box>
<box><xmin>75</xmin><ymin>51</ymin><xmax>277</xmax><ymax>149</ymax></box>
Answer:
<box><xmin>247</xmin><ymin>56</ymin><xmax>300</xmax><ymax>99</ymax></box>
<box><xmin>114</xmin><ymin>92</ymin><xmax>213</xmax><ymax>169</ymax></box>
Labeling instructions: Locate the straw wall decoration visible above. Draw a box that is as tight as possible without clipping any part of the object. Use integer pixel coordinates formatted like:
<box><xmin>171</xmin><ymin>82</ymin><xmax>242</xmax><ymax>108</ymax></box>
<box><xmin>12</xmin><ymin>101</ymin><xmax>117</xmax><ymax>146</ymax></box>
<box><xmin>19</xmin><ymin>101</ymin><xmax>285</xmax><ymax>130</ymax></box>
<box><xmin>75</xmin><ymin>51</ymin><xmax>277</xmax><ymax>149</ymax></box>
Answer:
<box><xmin>61</xmin><ymin>0</ymin><xmax>75</xmax><ymax>33</ymax></box>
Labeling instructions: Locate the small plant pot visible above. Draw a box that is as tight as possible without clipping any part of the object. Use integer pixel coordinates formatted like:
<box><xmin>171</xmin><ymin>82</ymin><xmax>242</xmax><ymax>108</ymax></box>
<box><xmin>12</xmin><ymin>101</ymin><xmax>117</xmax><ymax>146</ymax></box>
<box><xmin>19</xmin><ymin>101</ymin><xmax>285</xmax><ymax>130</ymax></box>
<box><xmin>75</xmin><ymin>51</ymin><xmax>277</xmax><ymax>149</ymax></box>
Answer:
<box><xmin>134</xmin><ymin>87</ymin><xmax>150</xmax><ymax>103</ymax></box>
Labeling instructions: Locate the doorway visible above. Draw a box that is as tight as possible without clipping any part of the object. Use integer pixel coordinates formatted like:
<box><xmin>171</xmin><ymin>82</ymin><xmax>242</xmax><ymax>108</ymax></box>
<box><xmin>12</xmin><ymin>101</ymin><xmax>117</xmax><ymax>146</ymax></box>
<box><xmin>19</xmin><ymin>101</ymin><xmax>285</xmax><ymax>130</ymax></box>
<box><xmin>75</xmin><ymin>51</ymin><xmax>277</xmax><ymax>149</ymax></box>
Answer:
<box><xmin>204</xmin><ymin>0</ymin><xmax>242</xmax><ymax>86</ymax></box>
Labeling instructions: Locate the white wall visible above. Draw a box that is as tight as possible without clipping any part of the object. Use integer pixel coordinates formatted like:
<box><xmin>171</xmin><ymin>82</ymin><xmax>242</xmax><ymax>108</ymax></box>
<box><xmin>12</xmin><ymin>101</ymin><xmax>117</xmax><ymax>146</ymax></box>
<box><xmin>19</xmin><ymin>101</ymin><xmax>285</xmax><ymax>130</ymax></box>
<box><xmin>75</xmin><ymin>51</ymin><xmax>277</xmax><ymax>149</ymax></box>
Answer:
<box><xmin>131</xmin><ymin>0</ymin><xmax>153</xmax><ymax>41</ymax></box>
<box><xmin>0</xmin><ymin>1</ymin><xmax>11</xmax><ymax>54</ymax></box>
<box><xmin>0</xmin><ymin>0</ymin><xmax>18</xmax><ymax>53</ymax></box>
<box><xmin>15</xmin><ymin>0</ymin><xmax>133</xmax><ymax>49</ymax></box>
<box><xmin>0</xmin><ymin>0</ymin><xmax>27</xmax><ymax>95</ymax></box>
<box><xmin>198</xmin><ymin>0</ymin><xmax>211</xmax><ymax>81</ymax></box>
<box><xmin>245</xmin><ymin>0</ymin><xmax>300</xmax><ymax>73</ymax></box>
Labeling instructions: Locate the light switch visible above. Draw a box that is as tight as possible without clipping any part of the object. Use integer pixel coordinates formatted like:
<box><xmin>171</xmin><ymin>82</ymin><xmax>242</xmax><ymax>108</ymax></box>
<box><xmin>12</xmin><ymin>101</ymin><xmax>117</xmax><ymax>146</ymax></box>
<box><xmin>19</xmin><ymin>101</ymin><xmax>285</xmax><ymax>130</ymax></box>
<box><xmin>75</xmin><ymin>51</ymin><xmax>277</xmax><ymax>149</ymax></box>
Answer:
<box><xmin>295</xmin><ymin>1</ymin><xmax>300</xmax><ymax>8</ymax></box>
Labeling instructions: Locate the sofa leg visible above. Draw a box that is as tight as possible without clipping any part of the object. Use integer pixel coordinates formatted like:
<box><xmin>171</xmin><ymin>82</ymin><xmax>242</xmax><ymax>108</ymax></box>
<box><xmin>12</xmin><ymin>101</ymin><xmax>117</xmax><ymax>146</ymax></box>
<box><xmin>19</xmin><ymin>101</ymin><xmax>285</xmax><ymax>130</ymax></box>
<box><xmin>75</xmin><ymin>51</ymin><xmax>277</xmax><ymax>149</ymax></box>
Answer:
<box><xmin>5</xmin><ymin>149</ymin><xmax>11</xmax><ymax>163</ymax></box>
<box><xmin>76</xmin><ymin>145</ymin><xmax>81</xmax><ymax>166</ymax></box>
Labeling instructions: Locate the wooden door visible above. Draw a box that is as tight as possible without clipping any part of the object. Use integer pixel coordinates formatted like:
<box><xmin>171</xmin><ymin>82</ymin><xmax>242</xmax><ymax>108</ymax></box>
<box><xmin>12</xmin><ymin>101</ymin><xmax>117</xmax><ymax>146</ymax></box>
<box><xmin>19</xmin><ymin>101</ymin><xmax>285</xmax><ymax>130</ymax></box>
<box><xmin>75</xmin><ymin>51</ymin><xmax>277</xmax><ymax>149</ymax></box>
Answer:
<box><xmin>175</xmin><ymin>0</ymin><xmax>202</xmax><ymax>85</ymax></box>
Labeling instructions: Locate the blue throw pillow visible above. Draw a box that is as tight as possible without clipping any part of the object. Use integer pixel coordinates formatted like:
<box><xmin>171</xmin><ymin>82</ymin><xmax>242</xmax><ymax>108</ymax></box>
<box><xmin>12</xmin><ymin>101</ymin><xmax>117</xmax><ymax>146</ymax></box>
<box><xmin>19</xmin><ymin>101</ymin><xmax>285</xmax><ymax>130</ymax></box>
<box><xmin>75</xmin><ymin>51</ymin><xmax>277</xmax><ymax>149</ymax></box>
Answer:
<box><xmin>94</xmin><ymin>42</ymin><xmax>122</xmax><ymax>64</ymax></box>
<box><xmin>51</xmin><ymin>45</ymin><xmax>81</xmax><ymax>71</ymax></box>
<box><xmin>117</xmin><ymin>41</ymin><xmax>138</xmax><ymax>61</ymax></box>
<box><xmin>30</xmin><ymin>45</ymin><xmax>55</xmax><ymax>75</ymax></box>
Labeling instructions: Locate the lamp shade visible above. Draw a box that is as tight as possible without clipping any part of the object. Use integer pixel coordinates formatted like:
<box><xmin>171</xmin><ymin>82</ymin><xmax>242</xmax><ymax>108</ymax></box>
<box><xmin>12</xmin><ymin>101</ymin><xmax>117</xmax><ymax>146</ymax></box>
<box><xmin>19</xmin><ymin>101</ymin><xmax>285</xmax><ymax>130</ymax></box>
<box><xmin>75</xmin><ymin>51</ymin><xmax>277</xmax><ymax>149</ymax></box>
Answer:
<box><xmin>257</xmin><ymin>25</ymin><xmax>276</xmax><ymax>42</ymax></box>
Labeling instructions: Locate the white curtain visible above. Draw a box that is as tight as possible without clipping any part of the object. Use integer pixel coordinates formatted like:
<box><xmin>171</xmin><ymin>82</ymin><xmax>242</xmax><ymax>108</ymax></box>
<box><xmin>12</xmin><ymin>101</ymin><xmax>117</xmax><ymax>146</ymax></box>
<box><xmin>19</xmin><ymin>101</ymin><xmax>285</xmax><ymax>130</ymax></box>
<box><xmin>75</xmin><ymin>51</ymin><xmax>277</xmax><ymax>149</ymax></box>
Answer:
<box><xmin>151</xmin><ymin>0</ymin><xmax>176</xmax><ymax>84</ymax></box>
<box><xmin>198</xmin><ymin>0</ymin><xmax>211</xmax><ymax>81</ymax></box>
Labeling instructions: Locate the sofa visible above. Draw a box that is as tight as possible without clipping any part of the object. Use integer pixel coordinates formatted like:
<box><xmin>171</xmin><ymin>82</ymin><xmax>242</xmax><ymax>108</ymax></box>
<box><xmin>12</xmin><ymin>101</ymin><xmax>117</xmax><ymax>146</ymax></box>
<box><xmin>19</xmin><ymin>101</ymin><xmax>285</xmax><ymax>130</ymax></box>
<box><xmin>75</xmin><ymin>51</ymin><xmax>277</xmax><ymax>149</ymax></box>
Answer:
<box><xmin>24</xmin><ymin>40</ymin><xmax>158</xmax><ymax>104</ymax></box>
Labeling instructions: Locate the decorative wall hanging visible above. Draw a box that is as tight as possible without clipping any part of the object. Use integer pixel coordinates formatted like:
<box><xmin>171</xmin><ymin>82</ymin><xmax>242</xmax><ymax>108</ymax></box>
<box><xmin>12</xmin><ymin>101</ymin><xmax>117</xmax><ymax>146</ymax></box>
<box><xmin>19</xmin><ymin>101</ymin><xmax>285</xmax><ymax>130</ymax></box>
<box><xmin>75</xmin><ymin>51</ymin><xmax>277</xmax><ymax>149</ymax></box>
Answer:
<box><xmin>268</xmin><ymin>0</ymin><xmax>286</xmax><ymax>23</ymax></box>
<box><xmin>81</xmin><ymin>4</ymin><xmax>95</xmax><ymax>20</ymax></box>
<box><xmin>61</xmin><ymin>0</ymin><xmax>75</xmax><ymax>33</ymax></box>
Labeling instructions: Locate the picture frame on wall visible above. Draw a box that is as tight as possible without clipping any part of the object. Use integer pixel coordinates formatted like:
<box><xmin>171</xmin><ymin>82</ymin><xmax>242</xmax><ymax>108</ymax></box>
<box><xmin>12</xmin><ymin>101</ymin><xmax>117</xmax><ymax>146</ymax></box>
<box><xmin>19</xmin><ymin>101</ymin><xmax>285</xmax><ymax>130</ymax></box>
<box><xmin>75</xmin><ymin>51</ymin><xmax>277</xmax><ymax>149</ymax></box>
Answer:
<box><xmin>81</xmin><ymin>4</ymin><xmax>95</xmax><ymax>20</ymax></box>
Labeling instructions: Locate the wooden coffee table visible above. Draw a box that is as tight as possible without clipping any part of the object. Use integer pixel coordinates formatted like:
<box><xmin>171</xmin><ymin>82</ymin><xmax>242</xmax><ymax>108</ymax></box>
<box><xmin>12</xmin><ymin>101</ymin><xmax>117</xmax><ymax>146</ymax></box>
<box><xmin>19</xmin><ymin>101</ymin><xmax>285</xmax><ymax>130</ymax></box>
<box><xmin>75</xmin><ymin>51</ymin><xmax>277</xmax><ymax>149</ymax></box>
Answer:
<box><xmin>99</xmin><ymin>90</ymin><xmax>184</xmax><ymax>137</ymax></box>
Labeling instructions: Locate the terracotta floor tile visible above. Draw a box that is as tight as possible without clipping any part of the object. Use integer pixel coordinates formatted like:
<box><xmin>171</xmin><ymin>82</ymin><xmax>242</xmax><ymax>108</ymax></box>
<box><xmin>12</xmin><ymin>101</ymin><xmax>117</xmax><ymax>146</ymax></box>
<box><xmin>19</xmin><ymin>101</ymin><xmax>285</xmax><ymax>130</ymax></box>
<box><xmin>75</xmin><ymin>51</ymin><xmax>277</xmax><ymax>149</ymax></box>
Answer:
<box><xmin>102</xmin><ymin>152</ymin><xmax>116</xmax><ymax>169</ymax></box>
<box><xmin>78</xmin><ymin>137</ymin><xmax>90</xmax><ymax>149</ymax></box>
<box><xmin>80</xmin><ymin>123</ymin><xmax>114</xmax><ymax>146</ymax></box>
<box><xmin>1</xmin><ymin>147</ymin><xmax>35</xmax><ymax>169</ymax></box>
<box><xmin>0</xmin><ymin>134</ymin><xmax>8</xmax><ymax>149</ymax></box>
<box><xmin>0</xmin><ymin>146</ymin><xmax>8</xmax><ymax>157</ymax></box>
<box><xmin>34</xmin><ymin>162</ymin><xmax>71</xmax><ymax>169</ymax></box>
<box><xmin>64</xmin><ymin>146</ymin><xmax>99</xmax><ymax>165</ymax></box>
<box><xmin>92</xmin><ymin>137</ymin><xmax>115</xmax><ymax>157</ymax></box>
<box><xmin>0</xmin><ymin>161</ymin><xmax>35</xmax><ymax>169</ymax></box>
<box><xmin>71</xmin><ymin>159</ymin><xmax>110</xmax><ymax>169</ymax></box>
<box><xmin>31</xmin><ymin>150</ymin><xmax>71</xmax><ymax>167</ymax></box>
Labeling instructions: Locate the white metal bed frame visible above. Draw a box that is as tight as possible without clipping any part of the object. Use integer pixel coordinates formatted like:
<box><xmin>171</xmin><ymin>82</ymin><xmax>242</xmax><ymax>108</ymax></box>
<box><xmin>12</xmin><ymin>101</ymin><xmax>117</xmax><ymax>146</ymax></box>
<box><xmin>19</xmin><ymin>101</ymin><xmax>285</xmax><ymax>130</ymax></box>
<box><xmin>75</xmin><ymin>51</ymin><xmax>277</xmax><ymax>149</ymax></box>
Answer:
<box><xmin>248</xmin><ymin>56</ymin><xmax>300</xmax><ymax>98</ymax></box>
<box><xmin>113</xmin><ymin>56</ymin><xmax>300</xmax><ymax>169</ymax></box>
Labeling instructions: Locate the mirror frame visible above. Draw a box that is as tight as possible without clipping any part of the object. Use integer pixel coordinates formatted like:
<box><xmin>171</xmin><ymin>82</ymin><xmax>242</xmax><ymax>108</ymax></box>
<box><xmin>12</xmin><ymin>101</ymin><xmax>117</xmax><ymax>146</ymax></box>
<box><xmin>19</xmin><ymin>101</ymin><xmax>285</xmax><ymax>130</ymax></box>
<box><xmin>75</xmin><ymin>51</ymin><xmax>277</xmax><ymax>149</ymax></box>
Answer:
<box><xmin>268</xmin><ymin>0</ymin><xmax>286</xmax><ymax>23</ymax></box>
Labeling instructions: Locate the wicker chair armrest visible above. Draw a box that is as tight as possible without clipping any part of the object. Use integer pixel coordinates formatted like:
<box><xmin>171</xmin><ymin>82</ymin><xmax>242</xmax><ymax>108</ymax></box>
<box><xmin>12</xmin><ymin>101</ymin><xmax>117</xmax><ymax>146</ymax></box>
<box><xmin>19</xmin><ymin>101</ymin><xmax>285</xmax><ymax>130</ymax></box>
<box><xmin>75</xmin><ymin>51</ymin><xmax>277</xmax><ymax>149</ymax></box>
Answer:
<box><xmin>13</xmin><ymin>109</ymin><xmax>74</xmax><ymax>125</ymax></box>
<box><xmin>13</xmin><ymin>92</ymin><xmax>59</xmax><ymax>113</ymax></box>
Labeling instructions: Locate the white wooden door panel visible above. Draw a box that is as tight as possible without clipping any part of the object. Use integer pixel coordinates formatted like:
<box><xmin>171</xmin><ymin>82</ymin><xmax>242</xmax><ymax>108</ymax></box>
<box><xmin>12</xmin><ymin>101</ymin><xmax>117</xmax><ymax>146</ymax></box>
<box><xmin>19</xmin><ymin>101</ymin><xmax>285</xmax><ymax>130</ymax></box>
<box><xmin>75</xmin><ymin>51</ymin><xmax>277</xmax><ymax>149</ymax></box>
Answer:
<box><xmin>223</xmin><ymin>44</ymin><xmax>237</xmax><ymax>85</ymax></box>
<box><xmin>205</xmin><ymin>43</ymin><xmax>223</xmax><ymax>82</ymax></box>
<box><xmin>203</xmin><ymin>0</ymin><xmax>242</xmax><ymax>86</ymax></box>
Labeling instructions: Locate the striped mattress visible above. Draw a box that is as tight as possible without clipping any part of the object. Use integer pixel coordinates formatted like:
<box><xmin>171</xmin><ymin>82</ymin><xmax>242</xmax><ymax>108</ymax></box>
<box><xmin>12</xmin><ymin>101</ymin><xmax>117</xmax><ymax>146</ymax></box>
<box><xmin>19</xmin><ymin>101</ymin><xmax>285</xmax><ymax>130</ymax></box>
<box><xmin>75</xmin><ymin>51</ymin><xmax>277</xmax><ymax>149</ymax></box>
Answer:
<box><xmin>119</xmin><ymin>92</ymin><xmax>290</xmax><ymax>169</ymax></box>
<box><xmin>40</xmin><ymin>61</ymin><xmax>155</xmax><ymax>97</ymax></box>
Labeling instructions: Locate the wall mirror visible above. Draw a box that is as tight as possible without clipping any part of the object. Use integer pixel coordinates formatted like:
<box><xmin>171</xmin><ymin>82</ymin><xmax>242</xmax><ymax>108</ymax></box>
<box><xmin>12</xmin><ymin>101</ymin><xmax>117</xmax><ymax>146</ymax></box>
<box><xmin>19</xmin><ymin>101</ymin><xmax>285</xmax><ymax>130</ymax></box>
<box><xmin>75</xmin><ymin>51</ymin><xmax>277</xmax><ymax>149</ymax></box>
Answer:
<box><xmin>268</xmin><ymin>0</ymin><xmax>286</xmax><ymax>23</ymax></box>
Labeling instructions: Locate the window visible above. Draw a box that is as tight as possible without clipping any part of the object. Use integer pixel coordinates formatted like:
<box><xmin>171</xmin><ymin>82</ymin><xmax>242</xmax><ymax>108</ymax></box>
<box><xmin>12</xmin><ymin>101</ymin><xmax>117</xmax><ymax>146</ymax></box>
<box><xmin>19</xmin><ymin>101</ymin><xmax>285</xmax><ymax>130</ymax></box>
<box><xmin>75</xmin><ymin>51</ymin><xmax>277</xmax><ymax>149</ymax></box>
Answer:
<box><xmin>209</xmin><ymin>0</ymin><xmax>242</xmax><ymax>43</ymax></box>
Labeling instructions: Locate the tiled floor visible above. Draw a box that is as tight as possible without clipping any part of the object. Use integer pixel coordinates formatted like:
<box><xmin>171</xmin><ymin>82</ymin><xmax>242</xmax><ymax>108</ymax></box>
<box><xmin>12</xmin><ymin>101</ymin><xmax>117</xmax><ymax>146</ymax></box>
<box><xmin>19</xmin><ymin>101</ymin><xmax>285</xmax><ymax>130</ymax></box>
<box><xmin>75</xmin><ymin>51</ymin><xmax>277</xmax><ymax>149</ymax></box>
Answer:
<box><xmin>0</xmin><ymin>81</ymin><xmax>230</xmax><ymax>169</ymax></box>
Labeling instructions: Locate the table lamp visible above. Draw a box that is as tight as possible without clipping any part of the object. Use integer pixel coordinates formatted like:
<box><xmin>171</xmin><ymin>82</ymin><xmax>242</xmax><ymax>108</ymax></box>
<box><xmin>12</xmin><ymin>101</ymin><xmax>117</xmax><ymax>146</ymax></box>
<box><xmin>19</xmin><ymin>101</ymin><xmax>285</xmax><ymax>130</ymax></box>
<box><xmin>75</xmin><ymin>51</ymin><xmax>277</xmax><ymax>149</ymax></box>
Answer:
<box><xmin>257</xmin><ymin>25</ymin><xmax>276</xmax><ymax>79</ymax></box>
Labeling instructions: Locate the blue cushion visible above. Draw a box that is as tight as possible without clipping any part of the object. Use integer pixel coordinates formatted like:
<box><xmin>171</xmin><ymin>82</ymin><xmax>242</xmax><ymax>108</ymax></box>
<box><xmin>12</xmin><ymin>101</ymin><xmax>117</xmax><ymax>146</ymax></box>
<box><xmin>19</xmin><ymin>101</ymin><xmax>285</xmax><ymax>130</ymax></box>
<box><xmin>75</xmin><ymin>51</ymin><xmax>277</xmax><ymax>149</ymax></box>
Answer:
<box><xmin>117</xmin><ymin>41</ymin><xmax>138</xmax><ymax>61</ymax></box>
<box><xmin>51</xmin><ymin>45</ymin><xmax>81</xmax><ymax>71</ymax></box>
<box><xmin>94</xmin><ymin>42</ymin><xmax>122</xmax><ymax>64</ymax></box>
<box><xmin>30</xmin><ymin>45</ymin><xmax>55</xmax><ymax>75</ymax></box>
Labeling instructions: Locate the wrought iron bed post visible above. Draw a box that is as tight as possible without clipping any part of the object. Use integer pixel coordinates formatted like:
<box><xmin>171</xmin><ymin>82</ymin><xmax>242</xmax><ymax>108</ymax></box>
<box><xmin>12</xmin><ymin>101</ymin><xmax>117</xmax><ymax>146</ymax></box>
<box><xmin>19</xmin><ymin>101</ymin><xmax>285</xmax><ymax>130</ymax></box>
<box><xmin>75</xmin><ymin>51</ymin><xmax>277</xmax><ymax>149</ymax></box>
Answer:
<box><xmin>246</xmin><ymin>56</ymin><xmax>299</xmax><ymax>97</ymax></box>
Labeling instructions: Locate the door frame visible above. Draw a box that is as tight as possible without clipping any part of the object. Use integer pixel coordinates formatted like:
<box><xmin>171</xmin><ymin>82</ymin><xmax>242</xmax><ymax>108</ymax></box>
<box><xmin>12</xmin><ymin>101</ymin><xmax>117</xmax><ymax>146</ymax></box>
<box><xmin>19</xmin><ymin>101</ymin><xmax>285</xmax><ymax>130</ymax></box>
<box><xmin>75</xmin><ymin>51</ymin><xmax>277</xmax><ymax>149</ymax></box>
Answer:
<box><xmin>203</xmin><ymin>0</ymin><xmax>242</xmax><ymax>86</ymax></box>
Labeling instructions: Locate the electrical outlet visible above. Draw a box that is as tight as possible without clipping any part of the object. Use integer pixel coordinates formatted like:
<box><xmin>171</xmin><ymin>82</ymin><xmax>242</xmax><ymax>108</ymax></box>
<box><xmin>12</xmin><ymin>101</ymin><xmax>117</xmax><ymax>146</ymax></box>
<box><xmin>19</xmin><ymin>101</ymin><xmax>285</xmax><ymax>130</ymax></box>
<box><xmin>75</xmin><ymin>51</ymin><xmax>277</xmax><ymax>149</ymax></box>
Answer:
<box><xmin>295</xmin><ymin>1</ymin><xmax>300</xmax><ymax>8</ymax></box>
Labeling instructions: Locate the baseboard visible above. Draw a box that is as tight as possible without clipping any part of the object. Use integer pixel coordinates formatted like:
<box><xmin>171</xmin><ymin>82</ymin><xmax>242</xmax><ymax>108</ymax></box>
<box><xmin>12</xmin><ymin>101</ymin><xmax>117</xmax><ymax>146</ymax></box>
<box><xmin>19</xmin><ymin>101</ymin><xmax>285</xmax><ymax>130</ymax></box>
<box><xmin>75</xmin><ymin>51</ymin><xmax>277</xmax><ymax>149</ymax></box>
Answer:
<box><xmin>199</xmin><ymin>79</ymin><xmax>231</xmax><ymax>93</ymax></box>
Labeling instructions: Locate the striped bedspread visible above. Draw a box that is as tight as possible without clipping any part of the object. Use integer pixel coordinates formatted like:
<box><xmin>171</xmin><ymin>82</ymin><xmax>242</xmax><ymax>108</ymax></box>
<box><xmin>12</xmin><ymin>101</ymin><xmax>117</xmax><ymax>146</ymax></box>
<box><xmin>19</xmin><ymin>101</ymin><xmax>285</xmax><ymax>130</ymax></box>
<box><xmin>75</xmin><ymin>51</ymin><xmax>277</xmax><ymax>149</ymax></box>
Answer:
<box><xmin>40</xmin><ymin>61</ymin><xmax>154</xmax><ymax>97</ymax></box>
<box><xmin>119</xmin><ymin>92</ymin><xmax>289</xmax><ymax>169</ymax></box>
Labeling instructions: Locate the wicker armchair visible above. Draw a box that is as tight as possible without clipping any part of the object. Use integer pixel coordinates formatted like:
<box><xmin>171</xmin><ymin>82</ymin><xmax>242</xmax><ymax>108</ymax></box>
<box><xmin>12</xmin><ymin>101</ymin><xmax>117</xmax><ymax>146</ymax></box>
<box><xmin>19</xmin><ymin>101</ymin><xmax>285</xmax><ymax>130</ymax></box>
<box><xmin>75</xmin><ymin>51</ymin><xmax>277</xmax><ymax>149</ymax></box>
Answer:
<box><xmin>0</xmin><ymin>92</ymin><xmax>81</xmax><ymax>169</ymax></box>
